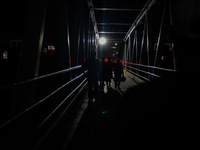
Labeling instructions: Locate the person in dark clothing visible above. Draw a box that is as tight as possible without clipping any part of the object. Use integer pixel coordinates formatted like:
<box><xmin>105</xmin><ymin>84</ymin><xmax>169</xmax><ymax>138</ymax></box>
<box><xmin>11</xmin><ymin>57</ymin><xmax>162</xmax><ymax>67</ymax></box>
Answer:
<box><xmin>100</xmin><ymin>57</ymin><xmax>106</xmax><ymax>90</ymax></box>
<box><xmin>105</xmin><ymin>57</ymin><xmax>113</xmax><ymax>87</ymax></box>
<box><xmin>113</xmin><ymin>58</ymin><xmax>123</xmax><ymax>89</ymax></box>
<box><xmin>84</xmin><ymin>52</ymin><xmax>100</xmax><ymax>107</ymax></box>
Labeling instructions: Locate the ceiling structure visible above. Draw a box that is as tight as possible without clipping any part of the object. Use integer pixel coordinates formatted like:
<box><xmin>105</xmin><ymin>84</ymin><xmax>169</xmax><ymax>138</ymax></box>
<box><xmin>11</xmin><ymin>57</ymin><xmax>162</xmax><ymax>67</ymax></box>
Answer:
<box><xmin>92</xmin><ymin>0</ymin><xmax>149</xmax><ymax>42</ymax></box>
<box><xmin>89</xmin><ymin>0</ymin><xmax>149</xmax><ymax>58</ymax></box>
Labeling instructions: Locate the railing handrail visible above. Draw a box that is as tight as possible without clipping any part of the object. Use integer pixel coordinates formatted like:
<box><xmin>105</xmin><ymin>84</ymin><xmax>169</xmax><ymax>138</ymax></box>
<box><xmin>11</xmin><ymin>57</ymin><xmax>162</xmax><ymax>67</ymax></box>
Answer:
<box><xmin>123</xmin><ymin>62</ymin><xmax>176</xmax><ymax>72</ymax></box>
<box><xmin>31</xmin><ymin>78</ymin><xmax>87</xmax><ymax>149</ymax></box>
<box><xmin>123</xmin><ymin>61</ymin><xmax>177</xmax><ymax>81</ymax></box>
<box><xmin>0</xmin><ymin>65</ymin><xmax>82</xmax><ymax>91</ymax></box>
<box><xmin>124</xmin><ymin>65</ymin><xmax>161</xmax><ymax>78</ymax></box>
<box><xmin>124</xmin><ymin>68</ymin><xmax>150</xmax><ymax>81</ymax></box>
<box><xmin>0</xmin><ymin>70</ymin><xmax>87</xmax><ymax>129</ymax></box>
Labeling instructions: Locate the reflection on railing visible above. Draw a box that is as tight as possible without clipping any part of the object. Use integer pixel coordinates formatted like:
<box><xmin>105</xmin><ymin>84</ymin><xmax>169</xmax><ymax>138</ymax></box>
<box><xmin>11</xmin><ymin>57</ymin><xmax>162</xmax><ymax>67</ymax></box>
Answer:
<box><xmin>0</xmin><ymin>65</ymin><xmax>88</xmax><ymax>149</ymax></box>
<box><xmin>123</xmin><ymin>62</ymin><xmax>176</xmax><ymax>81</ymax></box>
<box><xmin>0</xmin><ymin>65</ymin><xmax>82</xmax><ymax>91</ymax></box>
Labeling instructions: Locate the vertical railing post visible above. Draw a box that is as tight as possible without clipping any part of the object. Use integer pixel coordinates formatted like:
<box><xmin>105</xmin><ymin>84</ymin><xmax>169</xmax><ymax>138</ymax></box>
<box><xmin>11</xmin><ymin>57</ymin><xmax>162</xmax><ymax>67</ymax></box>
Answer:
<box><xmin>153</xmin><ymin>0</ymin><xmax>166</xmax><ymax>67</ymax></box>
<box><xmin>134</xmin><ymin>31</ymin><xmax>138</xmax><ymax>65</ymax></box>
<box><xmin>139</xmin><ymin>19</ymin><xmax>146</xmax><ymax>64</ymax></box>
<box><xmin>146</xmin><ymin>13</ymin><xmax>150</xmax><ymax>79</ymax></box>
<box><xmin>123</xmin><ymin>42</ymin><xmax>127</xmax><ymax>63</ymax></box>
<box><xmin>131</xmin><ymin>31</ymin><xmax>136</xmax><ymax>63</ymax></box>
<box><xmin>8</xmin><ymin>0</ymin><xmax>48</xmax><ymax>149</ymax></box>
<box><xmin>127</xmin><ymin>36</ymin><xmax>130</xmax><ymax>62</ymax></box>
<box><xmin>66</xmin><ymin>10</ymin><xmax>71</xmax><ymax>68</ymax></box>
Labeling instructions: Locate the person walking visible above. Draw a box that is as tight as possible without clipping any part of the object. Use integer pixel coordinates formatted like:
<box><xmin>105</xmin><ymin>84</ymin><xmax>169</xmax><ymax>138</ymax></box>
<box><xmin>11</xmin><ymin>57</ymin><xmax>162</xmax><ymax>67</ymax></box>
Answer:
<box><xmin>105</xmin><ymin>57</ymin><xmax>113</xmax><ymax>88</ymax></box>
<box><xmin>113</xmin><ymin>58</ymin><xmax>123</xmax><ymax>89</ymax></box>
<box><xmin>84</xmin><ymin>51</ymin><xmax>100</xmax><ymax>107</ymax></box>
<box><xmin>100</xmin><ymin>57</ymin><xmax>106</xmax><ymax>90</ymax></box>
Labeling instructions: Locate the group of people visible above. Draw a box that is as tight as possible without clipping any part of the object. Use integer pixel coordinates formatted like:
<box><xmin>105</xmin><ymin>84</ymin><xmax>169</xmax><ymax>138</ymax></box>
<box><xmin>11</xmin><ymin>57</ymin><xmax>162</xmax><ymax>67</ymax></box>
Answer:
<box><xmin>84</xmin><ymin>52</ymin><xmax>124</xmax><ymax>106</ymax></box>
<box><xmin>100</xmin><ymin>57</ymin><xmax>123</xmax><ymax>89</ymax></box>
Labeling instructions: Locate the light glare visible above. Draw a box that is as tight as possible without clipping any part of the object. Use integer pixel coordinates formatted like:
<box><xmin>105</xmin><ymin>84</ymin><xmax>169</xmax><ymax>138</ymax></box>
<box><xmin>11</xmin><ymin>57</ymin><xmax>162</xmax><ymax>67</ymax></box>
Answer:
<box><xmin>99</xmin><ymin>37</ymin><xmax>106</xmax><ymax>45</ymax></box>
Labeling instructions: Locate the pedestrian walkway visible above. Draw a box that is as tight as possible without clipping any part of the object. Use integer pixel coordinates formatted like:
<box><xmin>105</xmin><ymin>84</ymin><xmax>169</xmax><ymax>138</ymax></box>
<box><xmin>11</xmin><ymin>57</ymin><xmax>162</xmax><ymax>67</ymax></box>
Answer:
<box><xmin>67</xmin><ymin>72</ymin><xmax>139</xmax><ymax>149</ymax></box>
<box><xmin>110</xmin><ymin>71</ymin><xmax>138</xmax><ymax>94</ymax></box>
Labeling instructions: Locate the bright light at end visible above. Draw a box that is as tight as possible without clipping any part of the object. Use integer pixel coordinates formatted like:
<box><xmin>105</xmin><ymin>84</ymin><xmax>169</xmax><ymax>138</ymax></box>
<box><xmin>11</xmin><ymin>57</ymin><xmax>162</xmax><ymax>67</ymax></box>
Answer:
<box><xmin>99</xmin><ymin>37</ymin><xmax>106</xmax><ymax>45</ymax></box>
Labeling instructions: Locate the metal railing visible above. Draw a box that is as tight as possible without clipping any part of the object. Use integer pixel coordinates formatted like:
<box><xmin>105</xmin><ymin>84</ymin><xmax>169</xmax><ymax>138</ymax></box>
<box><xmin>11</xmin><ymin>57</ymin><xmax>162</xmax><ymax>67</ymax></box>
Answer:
<box><xmin>0</xmin><ymin>65</ymin><xmax>83</xmax><ymax>91</ymax></box>
<box><xmin>123</xmin><ymin>62</ymin><xmax>176</xmax><ymax>81</ymax></box>
<box><xmin>123</xmin><ymin>0</ymin><xmax>176</xmax><ymax>82</ymax></box>
<box><xmin>0</xmin><ymin>65</ymin><xmax>88</xmax><ymax>149</ymax></box>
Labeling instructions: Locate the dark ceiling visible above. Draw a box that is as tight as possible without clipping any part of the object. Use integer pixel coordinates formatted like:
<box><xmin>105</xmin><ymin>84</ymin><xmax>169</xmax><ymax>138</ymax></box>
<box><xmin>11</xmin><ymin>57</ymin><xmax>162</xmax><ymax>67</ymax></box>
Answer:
<box><xmin>92</xmin><ymin>0</ymin><xmax>149</xmax><ymax>42</ymax></box>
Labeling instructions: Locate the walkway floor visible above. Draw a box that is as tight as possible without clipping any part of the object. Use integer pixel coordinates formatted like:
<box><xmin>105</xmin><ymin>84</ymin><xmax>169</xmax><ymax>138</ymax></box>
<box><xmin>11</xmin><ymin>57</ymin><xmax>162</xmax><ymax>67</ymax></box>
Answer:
<box><xmin>67</xmin><ymin>72</ymin><xmax>199</xmax><ymax>150</ymax></box>
<box><xmin>67</xmin><ymin>73</ymin><xmax>138</xmax><ymax>149</ymax></box>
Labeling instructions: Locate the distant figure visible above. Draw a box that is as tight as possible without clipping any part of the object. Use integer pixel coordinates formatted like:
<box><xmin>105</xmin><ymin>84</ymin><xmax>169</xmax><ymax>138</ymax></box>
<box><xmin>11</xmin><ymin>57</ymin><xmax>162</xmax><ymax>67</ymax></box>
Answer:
<box><xmin>100</xmin><ymin>57</ymin><xmax>106</xmax><ymax>89</ymax></box>
<box><xmin>84</xmin><ymin>51</ymin><xmax>100</xmax><ymax>107</ymax></box>
<box><xmin>113</xmin><ymin>58</ymin><xmax>123</xmax><ymax>89</ymax></box>
<box><xmin>105</xmin><ymin>57</ymin><xmax>113</xmax><ymax>87</ymax></box>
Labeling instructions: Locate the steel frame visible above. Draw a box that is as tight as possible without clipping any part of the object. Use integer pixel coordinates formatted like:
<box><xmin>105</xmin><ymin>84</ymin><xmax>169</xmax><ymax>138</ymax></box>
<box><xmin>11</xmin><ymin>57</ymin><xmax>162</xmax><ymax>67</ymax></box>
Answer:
<box><xmin>123</xmin><ymin>0</ymin><xmax>176</xmax><ymax>81</ymax></box>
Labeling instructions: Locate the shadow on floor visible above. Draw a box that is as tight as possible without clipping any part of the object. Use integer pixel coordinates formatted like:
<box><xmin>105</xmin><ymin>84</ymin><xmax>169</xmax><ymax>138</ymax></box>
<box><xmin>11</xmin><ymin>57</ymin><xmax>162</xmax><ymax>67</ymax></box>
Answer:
<box><xmin>68</xmin><ymin>86</ymin><xmax>122</xmax><ymax>149</ymax></box>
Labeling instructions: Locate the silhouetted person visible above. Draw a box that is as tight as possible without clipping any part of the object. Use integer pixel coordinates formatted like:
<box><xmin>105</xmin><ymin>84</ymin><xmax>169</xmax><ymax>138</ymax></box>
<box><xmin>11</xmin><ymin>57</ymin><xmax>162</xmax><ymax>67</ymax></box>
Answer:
<box><xmin>100</xmin><ymin>57</ymin><xmax>106</xmax><ymax>90</ymax></box>
<box><xmin>113</xmin><ymin>58</ymin><xmax>123</xmax><ymax>89</ymax></box>
<box><xmin>105</xmin><ymin>57</ymin><xmax>113</xmax><ymax>87</ymax></box>
<box><xmin>84</xmin><ymin>52</ymin><xmax>100</xmax><ymax>107</ymax></box>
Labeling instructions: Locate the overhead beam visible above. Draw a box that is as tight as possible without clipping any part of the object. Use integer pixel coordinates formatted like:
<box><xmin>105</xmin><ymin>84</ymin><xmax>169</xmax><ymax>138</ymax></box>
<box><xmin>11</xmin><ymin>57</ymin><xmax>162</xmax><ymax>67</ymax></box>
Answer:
<box><xmin>87</xmin><ymin>0</ymin><xmax>99</xmax><ymax>39</ymax></box>
<box><xmin>94</xmin><ymin>8</ymin><xmax>141</xmax><ymax>11</ymax></box>
<box><xmin>97</xmin><ymin>23</ymin><xmax>132</xmax><ymax>26</ymax></box>
<box><xmin>124</xmin><ymin>0</ymin><xmax>156</xmax><ymax>41</ymax></box>
<box><xmin>106</xmin><ymin>39</ymin><xmax>124</xmax><ymax>42</ymax></box>
<box><xmin>98</xmin><ymin>32</ymin><xmax>127</xmax><ymax>34</ymax></box>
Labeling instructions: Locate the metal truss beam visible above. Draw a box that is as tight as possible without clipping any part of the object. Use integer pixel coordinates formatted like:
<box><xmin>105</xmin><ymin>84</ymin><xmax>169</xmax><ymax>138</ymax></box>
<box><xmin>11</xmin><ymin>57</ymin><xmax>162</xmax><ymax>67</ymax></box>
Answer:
<box><xmin>87</xmin><ymin>0</ymin><xmax>99</xmax><ymax>39</ymax></box>
<box><xmin>124</xmin><ymin>0</ymin><xmax>156</xmax><ymax>41</ymax></box>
